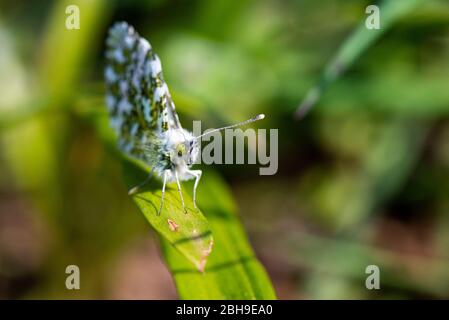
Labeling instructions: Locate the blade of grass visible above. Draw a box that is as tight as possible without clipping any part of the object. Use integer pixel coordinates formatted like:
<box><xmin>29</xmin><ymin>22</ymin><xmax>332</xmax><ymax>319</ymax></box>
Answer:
<box><xmin>39</xmin><ymin>0</ymin><xmax>110</xmax><ymax>105</ymax></box>
<box><xmin>295</xmin><ymin>0</ymin><xmax>422</xmax><ymax>118</ymax></box>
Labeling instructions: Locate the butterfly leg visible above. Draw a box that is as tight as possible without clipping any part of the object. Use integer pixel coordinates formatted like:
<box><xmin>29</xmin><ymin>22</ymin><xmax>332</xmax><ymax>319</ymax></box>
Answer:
<box><xmin>174</xmin><ymin>170</ymin><xmax>187</xmax><ymax>214</ymax></box>
<box><xmin>158</xmin><ymin>170</ymin><xmax>169</xmax><ymax>216</ymax></box>
<box><xmin>187</xmin><ymin>169</ymin><xmax>202</xmax><ymax>209</ymax></box>
<box><xmin>128</xmin><ymin>171</ymin><xmax>154</xmax><ymax>195</ymax></box>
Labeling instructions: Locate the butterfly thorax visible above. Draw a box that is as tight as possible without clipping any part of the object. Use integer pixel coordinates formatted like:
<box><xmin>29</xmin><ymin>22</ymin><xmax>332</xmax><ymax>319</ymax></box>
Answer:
<box><xmin>144</xmin><ymin>128</ymin><xmax>199</xmax><ymax>183</ymax></box>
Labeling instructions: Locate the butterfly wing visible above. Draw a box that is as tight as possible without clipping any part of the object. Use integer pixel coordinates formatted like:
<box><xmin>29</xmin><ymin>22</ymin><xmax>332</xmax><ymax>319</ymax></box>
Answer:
<box><xmin>105</xmin><ymin>22</ymin><xmax>181</xmax><ymax>158</ymax></box>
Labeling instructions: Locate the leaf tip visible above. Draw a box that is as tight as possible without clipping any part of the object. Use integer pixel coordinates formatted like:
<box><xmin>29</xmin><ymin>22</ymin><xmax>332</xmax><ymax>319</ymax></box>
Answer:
<box><xmin>197</xmin><ymin>239</ymin><xmax>214</xmax><ymax>273</ymax></box>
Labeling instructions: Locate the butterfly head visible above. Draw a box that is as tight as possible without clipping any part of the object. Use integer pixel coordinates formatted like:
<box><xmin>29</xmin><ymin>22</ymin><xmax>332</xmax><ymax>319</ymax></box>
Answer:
<box><xmin>169</xmin><ymin>129</ymin><xmax>199</xmax><ymax>167</ymax></box>
<box><xmin>168</xmin><ymin>114</ymin><xmax>265</xmax><ymax>169</ymax></box>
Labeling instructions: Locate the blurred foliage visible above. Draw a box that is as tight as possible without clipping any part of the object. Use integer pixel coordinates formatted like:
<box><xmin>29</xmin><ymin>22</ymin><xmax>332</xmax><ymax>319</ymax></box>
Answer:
<box><xmin>1</xmin><ymin>0</ymin><xmax>449</xmax><ymax>299</ymax></box>
<box><xmin>296</xmin><ymin>0</ymin><xmax>422</xmax><ymax>117</ymax></box>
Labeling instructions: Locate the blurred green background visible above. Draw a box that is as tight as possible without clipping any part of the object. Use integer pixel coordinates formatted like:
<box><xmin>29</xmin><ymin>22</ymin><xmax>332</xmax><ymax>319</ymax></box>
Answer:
<box><xmin>1</xmin><ymin>0</ymin><xmax>449</xmax><ymax>299</ymax></box>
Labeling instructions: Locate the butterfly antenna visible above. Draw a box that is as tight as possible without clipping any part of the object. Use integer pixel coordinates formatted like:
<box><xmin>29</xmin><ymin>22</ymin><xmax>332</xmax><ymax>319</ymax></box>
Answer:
<box><xmin>195</xmin><ymin>114</ymin><xmax>265</xmax><ymax>140</ymax></box>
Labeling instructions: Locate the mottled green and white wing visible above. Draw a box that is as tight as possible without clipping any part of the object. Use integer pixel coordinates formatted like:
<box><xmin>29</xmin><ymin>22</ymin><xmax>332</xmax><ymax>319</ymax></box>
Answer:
<box><xmin>105</xmin><ymin>22</ymin><xmax>181</xmax><ymax>158</ymax></box>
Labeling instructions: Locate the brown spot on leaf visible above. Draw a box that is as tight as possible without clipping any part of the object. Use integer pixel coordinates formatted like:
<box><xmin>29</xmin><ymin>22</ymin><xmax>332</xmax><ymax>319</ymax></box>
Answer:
<box><xmin>167</xmin><ymin>219</ymin><xmax>178</xmax><ymax>232</ymax></box>
<box><xmin>197</xmin><ymin>239</ymin><xmax>214</xmax><ymax>273</ymax></box>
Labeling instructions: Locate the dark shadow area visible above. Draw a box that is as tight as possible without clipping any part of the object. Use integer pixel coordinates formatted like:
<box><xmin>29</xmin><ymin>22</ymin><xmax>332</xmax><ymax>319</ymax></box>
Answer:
<box><xmin>170</xmin><ymin>255</ymin><xmax>256</xmax><ymax>275</ymax></box>
<box><xmin>172</xmin><ymin>231</ymin><xmax>213</xmax><ymax>247</ymax></box>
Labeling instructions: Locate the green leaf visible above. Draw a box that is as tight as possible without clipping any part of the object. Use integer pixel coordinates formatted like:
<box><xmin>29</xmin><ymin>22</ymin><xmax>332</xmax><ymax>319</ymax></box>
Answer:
<box><xmin>93</xmin><ymin>113</ymin><xmax>275</xmax><ymax>299</ymax></box>
<box><xmin>295</xmin><ymin>0</ymin><xmax>422</xmax><ymax>118</ymax></box>
<box><xmin>161</xmin><ymin>171</ymin><xmax>277</xmax><ymax>300</ymax></box>
<box><xmin>123</xmin><ymin>160</ymin><xmax>213</xmax><ymax>272</ymax></box>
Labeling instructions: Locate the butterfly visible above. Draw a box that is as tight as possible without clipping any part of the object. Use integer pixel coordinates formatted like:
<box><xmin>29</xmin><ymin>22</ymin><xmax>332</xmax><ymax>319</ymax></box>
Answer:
<box><xmin>105</xmin><ymin>22</ymin><xmax>264</xmax><ymax>215</ymax></box>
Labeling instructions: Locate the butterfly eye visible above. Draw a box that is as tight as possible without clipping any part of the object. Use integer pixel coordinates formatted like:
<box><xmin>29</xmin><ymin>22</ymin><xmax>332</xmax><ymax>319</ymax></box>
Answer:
<box><xmin>176</xmin><ymin>144</ymin><xmax>186</xmax><ymax>157</ymax></box>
